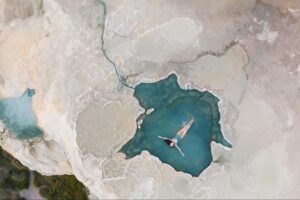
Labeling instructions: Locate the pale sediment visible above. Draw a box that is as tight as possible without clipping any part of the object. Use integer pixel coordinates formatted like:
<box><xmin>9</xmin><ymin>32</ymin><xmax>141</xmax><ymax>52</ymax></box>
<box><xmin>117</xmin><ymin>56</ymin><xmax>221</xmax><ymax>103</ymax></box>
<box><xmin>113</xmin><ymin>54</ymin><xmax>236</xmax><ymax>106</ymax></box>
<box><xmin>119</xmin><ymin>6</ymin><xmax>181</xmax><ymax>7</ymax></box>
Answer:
<box><xmin>0</xmin><ymin>0</ymin><xmax>299</xmax><ymax>199</ymax></box>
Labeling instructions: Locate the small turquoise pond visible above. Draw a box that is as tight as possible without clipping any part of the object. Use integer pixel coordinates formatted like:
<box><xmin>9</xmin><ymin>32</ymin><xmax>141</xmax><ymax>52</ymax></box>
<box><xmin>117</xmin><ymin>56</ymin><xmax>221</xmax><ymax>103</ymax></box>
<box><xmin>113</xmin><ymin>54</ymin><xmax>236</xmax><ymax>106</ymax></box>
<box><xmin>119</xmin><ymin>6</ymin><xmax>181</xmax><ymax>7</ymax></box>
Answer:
<box><xmin>0</xmin><ymin>89</ymin><xmax>43</xmax><ymax>139</ymax></box>
<box><xmin>120</xmin><ymin>74</ymin><xmax>231</xmax><ymax>176</ymax></box>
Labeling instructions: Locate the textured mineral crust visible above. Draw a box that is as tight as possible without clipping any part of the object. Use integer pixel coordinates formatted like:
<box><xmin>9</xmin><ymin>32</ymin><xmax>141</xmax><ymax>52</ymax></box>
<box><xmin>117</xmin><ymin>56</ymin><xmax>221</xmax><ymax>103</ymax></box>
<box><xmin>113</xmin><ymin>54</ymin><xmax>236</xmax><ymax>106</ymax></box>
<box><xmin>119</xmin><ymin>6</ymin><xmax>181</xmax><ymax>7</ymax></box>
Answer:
<box><xmin>1</xmin><ymin>0</ymin><xmax>300</xmax><ymax>199</ymax></box>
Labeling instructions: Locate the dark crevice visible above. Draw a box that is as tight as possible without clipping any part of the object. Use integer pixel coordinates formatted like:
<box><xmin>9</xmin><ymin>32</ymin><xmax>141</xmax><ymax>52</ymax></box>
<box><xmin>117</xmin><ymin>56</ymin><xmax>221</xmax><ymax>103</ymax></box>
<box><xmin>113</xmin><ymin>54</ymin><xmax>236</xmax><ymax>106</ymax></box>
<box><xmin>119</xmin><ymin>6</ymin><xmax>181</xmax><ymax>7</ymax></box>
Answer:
<box><xmin>168</xmin><ymin>41</ymin><xmax>240</xmax><ymax>65</ymax></box>
<box><xmin>98</xmin><ymin>0</ymin><xmax>135</xmax><ymax>90</ymax></box>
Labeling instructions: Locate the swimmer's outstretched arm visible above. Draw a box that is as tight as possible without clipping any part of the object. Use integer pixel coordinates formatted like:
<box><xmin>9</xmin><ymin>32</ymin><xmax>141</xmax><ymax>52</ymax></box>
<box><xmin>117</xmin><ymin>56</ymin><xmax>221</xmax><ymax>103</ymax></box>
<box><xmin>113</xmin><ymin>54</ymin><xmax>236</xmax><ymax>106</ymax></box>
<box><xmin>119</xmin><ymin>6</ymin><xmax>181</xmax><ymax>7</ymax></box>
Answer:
<box><xmin>175</xmin><ymin>144</ymin><xmax>185</xmax><ymax>157</ymax></box>
<box><xmin>158</xmin><ymin>135</ymin><xmax>171</xmax><ymax>140</ymax></box>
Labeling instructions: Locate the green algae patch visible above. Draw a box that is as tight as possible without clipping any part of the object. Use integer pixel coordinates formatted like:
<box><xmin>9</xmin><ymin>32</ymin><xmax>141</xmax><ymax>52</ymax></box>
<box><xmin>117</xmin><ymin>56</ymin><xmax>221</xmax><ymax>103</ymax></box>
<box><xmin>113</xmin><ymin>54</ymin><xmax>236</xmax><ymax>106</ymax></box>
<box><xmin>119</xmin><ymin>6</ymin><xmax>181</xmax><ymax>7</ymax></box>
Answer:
<box><xmin>34</xmin><ymin>172</ymin><xmax>88</xmax><ymax>200</ymax></box>
<box><xmin>0</xmin><ymin>146</ymin><xmax>88</xmax><ymax>200</ymax></box>
<box><xmin>0</xmin><ymin>146</ymin><xmax>30</xmax><ymax>199</ymax></box>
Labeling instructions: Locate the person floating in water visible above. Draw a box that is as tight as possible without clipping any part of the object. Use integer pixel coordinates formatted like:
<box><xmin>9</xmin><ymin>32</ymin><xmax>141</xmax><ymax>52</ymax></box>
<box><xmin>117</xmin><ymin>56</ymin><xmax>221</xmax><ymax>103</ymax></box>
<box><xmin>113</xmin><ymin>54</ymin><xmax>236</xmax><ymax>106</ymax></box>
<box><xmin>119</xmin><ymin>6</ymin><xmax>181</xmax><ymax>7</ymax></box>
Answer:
<box><xmin>158</xmin><ymin>118</ymin><xmax>194</xmax><ymax>157</ymax></box>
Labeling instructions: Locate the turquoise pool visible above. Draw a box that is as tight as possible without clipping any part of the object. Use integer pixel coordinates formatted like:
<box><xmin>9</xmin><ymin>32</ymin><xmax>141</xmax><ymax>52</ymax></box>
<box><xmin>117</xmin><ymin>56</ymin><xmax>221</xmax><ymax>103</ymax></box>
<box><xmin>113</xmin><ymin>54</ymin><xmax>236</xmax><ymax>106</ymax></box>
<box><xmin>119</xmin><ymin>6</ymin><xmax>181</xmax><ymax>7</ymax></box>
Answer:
<box><xmin>120</xmin><ymin>74</ymin><xmax>231</xmax><ymax>176</ymax></box>
<box><xmin>0</xmin><ymin>89</ymin><xmax>43</xmax><ymax>139</ymax></box>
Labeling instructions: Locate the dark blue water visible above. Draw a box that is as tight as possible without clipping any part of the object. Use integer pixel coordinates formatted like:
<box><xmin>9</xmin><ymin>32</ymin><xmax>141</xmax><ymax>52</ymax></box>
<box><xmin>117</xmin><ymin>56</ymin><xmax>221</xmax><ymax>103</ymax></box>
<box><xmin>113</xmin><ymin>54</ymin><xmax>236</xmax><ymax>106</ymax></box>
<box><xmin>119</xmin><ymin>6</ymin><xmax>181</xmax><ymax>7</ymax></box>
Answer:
<box><xmin>120</xmin><ymin>74</ymin><xmax>231</xmax><ymax>176</ymax></box>
<box><xmin>0</xmin><ymin>89</ymin><xmax>43</xmax><ymax>139</ymax></box>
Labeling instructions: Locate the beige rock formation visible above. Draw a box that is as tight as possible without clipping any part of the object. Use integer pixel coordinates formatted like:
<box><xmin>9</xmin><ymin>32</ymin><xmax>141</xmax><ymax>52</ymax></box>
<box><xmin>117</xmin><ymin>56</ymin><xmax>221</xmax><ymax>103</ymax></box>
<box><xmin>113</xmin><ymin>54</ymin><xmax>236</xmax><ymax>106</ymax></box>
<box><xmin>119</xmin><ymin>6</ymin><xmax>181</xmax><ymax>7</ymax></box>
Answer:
<box><xmin>1</xmin><ymin>0</ymin><xmax>300</xmax><ymax>199</ymax></box>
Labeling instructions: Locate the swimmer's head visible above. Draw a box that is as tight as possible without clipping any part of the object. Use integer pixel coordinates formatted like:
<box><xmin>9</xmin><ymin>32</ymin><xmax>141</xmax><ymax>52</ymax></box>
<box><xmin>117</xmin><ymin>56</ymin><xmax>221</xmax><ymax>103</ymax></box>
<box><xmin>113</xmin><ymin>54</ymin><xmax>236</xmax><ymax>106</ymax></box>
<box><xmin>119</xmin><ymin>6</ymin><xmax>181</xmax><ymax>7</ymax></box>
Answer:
<box><xmin>164</xmin><ymin>139</ymin><xmax>175</xmax><ymax>147</ymax></box>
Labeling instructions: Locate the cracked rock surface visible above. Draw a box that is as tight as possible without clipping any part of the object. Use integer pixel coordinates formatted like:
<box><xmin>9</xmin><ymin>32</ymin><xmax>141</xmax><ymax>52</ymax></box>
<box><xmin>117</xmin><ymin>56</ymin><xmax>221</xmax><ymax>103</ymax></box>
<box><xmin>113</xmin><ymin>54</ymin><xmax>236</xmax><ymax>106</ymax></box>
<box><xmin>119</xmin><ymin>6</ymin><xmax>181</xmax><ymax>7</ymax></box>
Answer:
<box><xmin>1</xmin><ymin>0</ymin><xmax>300</xmax><ymax>199</ymax></box>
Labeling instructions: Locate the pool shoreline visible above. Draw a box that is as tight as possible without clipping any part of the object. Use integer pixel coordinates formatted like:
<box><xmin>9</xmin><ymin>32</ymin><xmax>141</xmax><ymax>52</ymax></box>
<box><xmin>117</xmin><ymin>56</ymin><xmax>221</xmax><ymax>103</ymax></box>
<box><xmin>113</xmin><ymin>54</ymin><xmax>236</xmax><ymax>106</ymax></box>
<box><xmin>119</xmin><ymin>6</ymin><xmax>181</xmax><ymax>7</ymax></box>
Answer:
<box><xmin>120</xmin><ymin>73</ymin><xmax>232</xmax><ymax>176</ymax></box>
